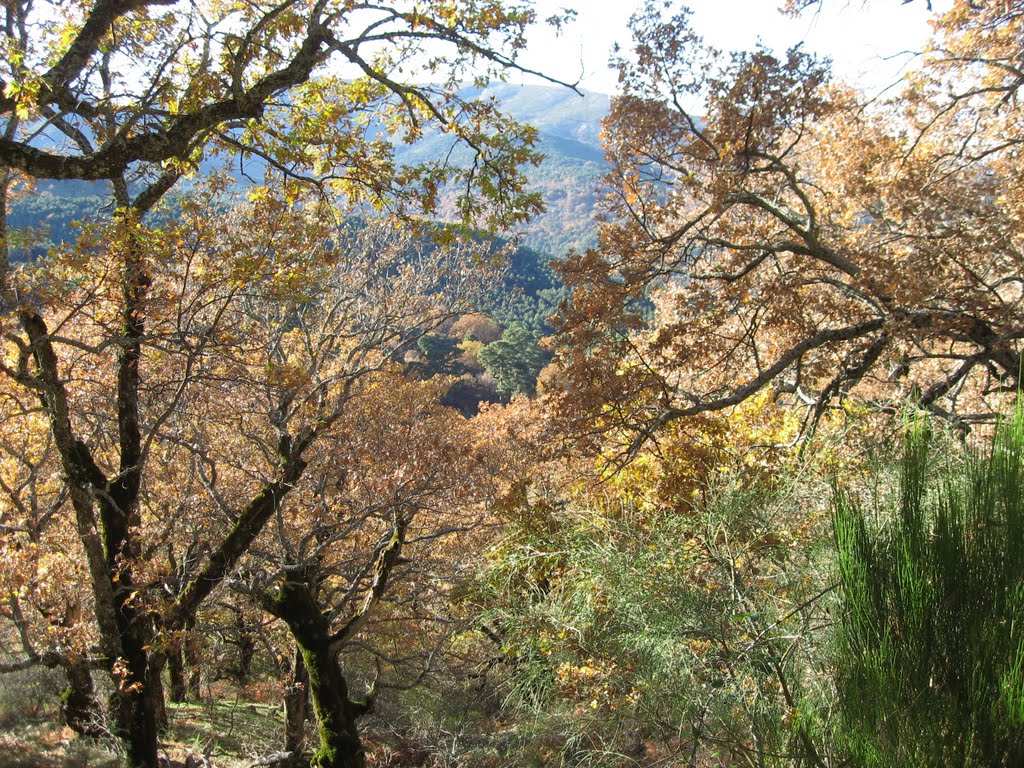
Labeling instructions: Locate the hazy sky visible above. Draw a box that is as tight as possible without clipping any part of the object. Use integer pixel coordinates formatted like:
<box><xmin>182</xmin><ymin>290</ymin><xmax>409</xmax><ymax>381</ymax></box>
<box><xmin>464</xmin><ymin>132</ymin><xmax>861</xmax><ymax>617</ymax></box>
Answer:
<box><xmin>515</xmin><ymin>0</ymin><xmax>950</xmax><ymax>96</ymax></box>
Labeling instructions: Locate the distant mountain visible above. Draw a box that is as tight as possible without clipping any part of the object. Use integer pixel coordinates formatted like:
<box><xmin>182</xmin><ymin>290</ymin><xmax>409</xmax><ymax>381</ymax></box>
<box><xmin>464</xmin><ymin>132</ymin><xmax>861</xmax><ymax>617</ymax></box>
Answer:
<box><xmin>499</xmin><ymin>84</ymin><xmax>609</xmax><ymax>256</ymax></box>
<box><xmin>421</xmin><ymin>83</ymin><xmax>610</xmax><ymax>256</ymax></box>
<box><xmin>8</xmin><ymin>84</ymin><xmax>610</xmax><ymax>260</ymax></box>
<box><xmin>476</xmin><ymin>83</ymin><xmax>606</xmax><ymax>141</ymax></box>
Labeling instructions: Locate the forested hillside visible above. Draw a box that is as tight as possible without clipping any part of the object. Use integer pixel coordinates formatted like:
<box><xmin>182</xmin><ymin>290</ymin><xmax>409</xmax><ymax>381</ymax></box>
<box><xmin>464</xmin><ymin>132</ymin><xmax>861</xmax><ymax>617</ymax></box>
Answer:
<box><xmin>391</xmin><ymin>83</ymin><xmax>609</xmax><ymax>255</ymax></box>
<box><xmin>8</xmin><ymin>85</ymin><xmax>608</xmax><ymax>260</ymax></box>
<box><xmin>0</xmin><ymin>2</ymin><xmax>1022</xmax><ymax>768</ymax></box>
<box><xmin>6</xmin><ymin>85</ymin><xmax>602</xmax><ymax>409</ymax></box>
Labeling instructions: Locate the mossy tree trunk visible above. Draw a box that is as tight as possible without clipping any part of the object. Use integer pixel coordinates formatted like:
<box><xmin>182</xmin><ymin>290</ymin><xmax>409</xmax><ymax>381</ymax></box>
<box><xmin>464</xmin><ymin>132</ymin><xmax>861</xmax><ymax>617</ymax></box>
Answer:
<box><xmin>253</xmin><ymin>523</ymin><xmax>406</xmax><ymax>766</ymax></box>
<box><xmin>271</xmin><ymin>572</ymin><xmax>368</xmax><ymax>768</ymax></box>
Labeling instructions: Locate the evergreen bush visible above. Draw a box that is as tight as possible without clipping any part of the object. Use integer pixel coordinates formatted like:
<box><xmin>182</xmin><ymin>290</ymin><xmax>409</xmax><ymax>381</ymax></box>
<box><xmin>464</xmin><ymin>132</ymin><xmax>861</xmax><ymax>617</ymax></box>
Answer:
<box><xmin>833</xmin><ymin>407</ymin><xmax>1024</xmax><ymax>766</ymax></box>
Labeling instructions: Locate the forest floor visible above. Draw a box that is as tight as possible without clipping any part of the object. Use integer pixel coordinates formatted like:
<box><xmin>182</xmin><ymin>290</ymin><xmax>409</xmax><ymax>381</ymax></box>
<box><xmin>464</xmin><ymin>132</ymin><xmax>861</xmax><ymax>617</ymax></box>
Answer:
<box><xmin>0</xmin><ymin>717</ymin><xmax>121</xmax><ymax>768</ymax></box>
<box><xmin>0</xmin><ymin>667</ymin><xmax>486</xmax><ymax>767</ymax></box>
<box><xmin>0</xmin><ymin>694</ymin><xmax>441</xmax><ymax>768</ymax></box>
<box><xmin>0</xmin><ymin>683</ymin><xmax>287</xmax><ymax>768</ymax></box>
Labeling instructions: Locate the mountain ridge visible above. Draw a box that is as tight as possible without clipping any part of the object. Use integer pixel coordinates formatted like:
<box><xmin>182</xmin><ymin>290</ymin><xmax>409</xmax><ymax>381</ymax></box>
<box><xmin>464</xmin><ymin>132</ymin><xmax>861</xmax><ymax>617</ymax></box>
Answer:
<box><xmin>9</xmin><ymin>83</ymin><xmax>610</xmax><ymax>260</ymax></box>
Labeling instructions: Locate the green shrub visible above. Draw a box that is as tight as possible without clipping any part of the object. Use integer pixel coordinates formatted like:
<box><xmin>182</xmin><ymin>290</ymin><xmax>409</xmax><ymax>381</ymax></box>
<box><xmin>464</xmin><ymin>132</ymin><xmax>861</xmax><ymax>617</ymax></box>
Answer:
<box><xmin>833</xmin><ymin>407</ymin><xmax>1024</xmax><ymax>766</ymax></box>
<box><xmin>476</xmin><ymin>477</ymin><xmax>836</xmax><ymax>767</ymax></box>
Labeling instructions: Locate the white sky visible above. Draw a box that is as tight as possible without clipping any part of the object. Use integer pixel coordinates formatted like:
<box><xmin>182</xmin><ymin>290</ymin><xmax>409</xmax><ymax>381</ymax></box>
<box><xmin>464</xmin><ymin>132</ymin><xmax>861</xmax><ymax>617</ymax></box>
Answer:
<box><xmin>515</xmin><ymin>0</ymin><xmax>951</xmax><ymax>96</ymax></box>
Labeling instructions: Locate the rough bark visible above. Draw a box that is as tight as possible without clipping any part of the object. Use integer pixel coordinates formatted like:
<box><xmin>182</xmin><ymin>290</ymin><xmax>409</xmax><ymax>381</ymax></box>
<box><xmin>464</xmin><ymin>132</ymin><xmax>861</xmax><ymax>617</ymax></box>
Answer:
<box><xmin>60</xmin><ymin>657</ymin><xmax>106</xmax><ymax>738</ymax></box>
<box><xmin>168</xmin><ymin>645</ymin><xmax>187</xmax><ymax>704</ymax></box>
<box><xmin>185</xmin><ymin>618</ymin><xmax>203</xmax><ymax>700</ymax></box>
<box><xmin>20</xmin><ymin>301</ymin><xmax>162</xmax><ymax>766</ymax></box>
<box><xmin>284</xmin><ymin>645</ymin><xmax>310</xmax><ymax>755</ymax></box>
<box><xmin>272</xmin><ymin>573</ymin><xmax>366</xmax><ymax>768</ymax></box>
<box><xmin>168</xmin><ymin>623</ymin><xmax>204</xmax><ymax>703</ymax></box>
<box><xmin>235</xmin><ymin>610</ymin><xmax>257</xmax><ymax>685</ymax></box>
<box><xmin>108</xmin><ymin>622</ymin><xmax>160</xmax><ymax>768</ymax></box>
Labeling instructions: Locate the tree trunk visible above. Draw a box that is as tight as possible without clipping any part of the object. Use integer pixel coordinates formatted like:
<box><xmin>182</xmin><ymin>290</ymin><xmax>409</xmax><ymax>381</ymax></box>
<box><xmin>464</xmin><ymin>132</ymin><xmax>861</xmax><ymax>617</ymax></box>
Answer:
<box><xmin>236</xmin><ymin>610</ymin><xmax>257</xmax><ymax>684</ymax></box>
<box><xmin>104</xmin><ymin>580</ymin><xmax>160</xmax><ymax>768</ymax></box>
<box><xmin>150</xmin><ymin>654</ymin><xmax>169</xmax><ymax>730</ymax></box>
<box><xmin>60</xmin><ymin>657</ymin><xmax>106</xmax><ymax>738</ymax></box>
<box><xmin>109</xmin><ymin>629</ymin><xmax>161</xmax><ymax>768</ymax></box>
<box><xmin>110</xmin><ymin>683</ymin><xmax>160</xmax><ymax>768</ymax></box>
<box><xmin>167</xmin><ymin>618</ymin><xmax>202</xmax><ymax>703</ymax></box>
<box><xmin>284</xmin><ymin>645</ymin><xmax>309</xmax><ymax>754</ymax></box>
<box><xmin>185</xmin><ymin>618</ymin><xmax>203</xmax><ymax>700</ymax></box>
<box><xmin>187</xmin><ymin>661</ymin><xmax>202</xmax><ymax>700</ymax></box>
<box><xmin>301</xmin><ymin>640</ymin><xmax>364</xmax><ymax>768</ymax></box>
<box><xmin>107</xmin><ymin>223</ymin><xmax>161</xmax><ymax>768</ymax></box>
<box><xmin>273</xmin><ymin>574</ymin><xmax>366</xmax><ymax>768</ymax></box>
<box><xmin>168</xmin><ymin>645</ymin><xmax>187</xmax><ymax>704</ymax></box>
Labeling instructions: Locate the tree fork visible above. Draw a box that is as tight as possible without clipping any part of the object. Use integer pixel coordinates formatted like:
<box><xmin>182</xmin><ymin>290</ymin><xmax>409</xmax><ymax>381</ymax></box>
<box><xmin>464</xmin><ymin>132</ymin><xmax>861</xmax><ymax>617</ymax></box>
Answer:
<box><xmin>272</xmin><ymin>573</ymin><xmax>368</xmax><ymax>768</ymax></box>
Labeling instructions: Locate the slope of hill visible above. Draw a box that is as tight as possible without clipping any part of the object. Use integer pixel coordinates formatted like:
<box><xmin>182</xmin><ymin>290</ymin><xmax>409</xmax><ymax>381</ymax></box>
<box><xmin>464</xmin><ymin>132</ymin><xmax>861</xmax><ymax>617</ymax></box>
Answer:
<box><xmin>8</xmin><ymin>84</ymin><xmax>609</xmax><ymax>271</ymax></box>
<box><xmin>412</xmin><ymin>83</ymin><xmax>610</xmax><ymax>256</ymax></box>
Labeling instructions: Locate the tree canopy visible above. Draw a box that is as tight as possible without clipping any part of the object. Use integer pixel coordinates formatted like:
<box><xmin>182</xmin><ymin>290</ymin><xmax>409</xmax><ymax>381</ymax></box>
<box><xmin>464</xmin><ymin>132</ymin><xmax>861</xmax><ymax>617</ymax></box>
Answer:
<box><xmin>0</xmin><ymin>0</ymin><xmax>572</xmax><ymax>259</ymax></box>
<box><xmin>553</xmin><ymin>0</ymin><xmax>1024</xmax><ymax>459</ymax></box>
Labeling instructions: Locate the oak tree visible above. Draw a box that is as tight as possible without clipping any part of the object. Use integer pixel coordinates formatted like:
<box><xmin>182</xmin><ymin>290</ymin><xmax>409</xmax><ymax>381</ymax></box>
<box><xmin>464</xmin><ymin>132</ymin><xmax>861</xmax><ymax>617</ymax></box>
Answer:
<box><xmin>554</xmin><ymin>0</ymin><xmax>1024</xmax><ymax>458</ymax></box>
<box><xmin>0</xmin><ymin>1</ymin><xmax>569</xmax><ymax>765</ymax></box>
<box><xmin>0</xmin><ymin>184</ymin><xmax>501</xmax><ymax>767</ymax></box>
<box><xmin>232</xmin><ymin>373</ymin><xmax>488</xmax><ymax>767</ymax></box>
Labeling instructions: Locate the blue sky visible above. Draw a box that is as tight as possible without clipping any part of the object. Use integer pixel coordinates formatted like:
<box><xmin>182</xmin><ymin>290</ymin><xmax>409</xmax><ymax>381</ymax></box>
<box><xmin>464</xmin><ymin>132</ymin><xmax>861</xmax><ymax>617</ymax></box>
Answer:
<box><xmin>518</xmin><ymin>0</ymin><xmax>949</xmax><ymax>96</ymax></box>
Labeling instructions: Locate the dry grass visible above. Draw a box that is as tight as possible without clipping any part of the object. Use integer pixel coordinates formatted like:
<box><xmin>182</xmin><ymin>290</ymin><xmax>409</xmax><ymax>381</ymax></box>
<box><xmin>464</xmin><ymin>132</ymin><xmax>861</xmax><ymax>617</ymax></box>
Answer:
<box><xmin>0</xmin><ymin>686</ymin><xmax>288</xmax><ymax>768</ymax></box>
<box><xmin>0</xmin><ymin>720</ymin><xmax>121</xmax><ymax>768</ymax></box>
<box><xmin>163</xmin><ymin>698</ymin><xmax>284</xmax><ymax>767</ymax></box>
